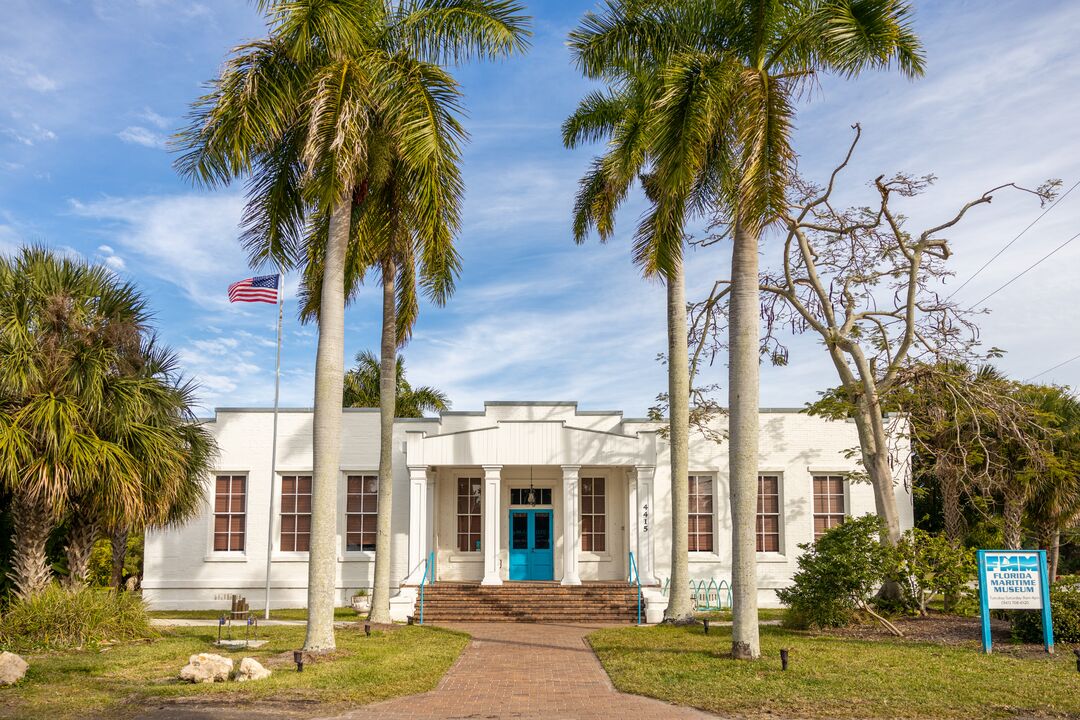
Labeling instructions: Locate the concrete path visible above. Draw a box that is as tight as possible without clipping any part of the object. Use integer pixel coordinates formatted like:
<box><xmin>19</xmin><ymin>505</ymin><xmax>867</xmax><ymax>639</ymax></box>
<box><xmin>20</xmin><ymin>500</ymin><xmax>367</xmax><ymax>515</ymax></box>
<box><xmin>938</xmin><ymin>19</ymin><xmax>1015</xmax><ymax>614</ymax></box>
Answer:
<box><xmin>317</xmin><ymin>622</ymin><xmax>715</xmax><ymax>720</ymax></box>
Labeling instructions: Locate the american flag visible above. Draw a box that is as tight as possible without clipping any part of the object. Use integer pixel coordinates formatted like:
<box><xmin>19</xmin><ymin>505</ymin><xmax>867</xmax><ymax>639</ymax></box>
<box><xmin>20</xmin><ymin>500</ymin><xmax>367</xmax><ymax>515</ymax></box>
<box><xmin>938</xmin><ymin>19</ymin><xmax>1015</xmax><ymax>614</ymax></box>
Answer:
<box><xmin>228</xmin><ymin>274</ymin><xmax>280</xmax><ymax>304</ymax></box>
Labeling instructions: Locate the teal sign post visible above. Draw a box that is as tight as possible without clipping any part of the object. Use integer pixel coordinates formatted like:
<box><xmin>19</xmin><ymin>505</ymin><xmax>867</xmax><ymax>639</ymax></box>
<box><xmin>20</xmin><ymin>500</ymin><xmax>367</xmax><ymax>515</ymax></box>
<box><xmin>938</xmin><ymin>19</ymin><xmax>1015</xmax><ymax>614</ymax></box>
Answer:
<box><xmin>977</xmin><ymin>549</ymin><xmax>1053</xmax><ymax>654</ymax></box>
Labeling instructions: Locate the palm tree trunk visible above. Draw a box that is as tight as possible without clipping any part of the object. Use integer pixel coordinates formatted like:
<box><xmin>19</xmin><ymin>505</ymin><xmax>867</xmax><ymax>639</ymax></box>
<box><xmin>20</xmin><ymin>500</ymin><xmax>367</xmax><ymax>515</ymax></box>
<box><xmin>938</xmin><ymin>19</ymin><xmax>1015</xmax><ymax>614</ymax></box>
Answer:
<box><xmin>304</xmin><ymin>196</ymin><xmax>350</xmax><ymax>652</ymax></box>
<box><xmin>1049</xmin><ymin>529</ymin><xmax>1060</xmax><ymax>581</ymax></box>
<box><xmin>111</xmin><ymin>528</ymin><xmax>129</xmax><ymax>590</ymax></box>
<box><xmin>1002</xmin><ymin>491</ymin><xmax>1023</xmax><ymax>550</ymax></box>
<box><xmin>369</xmin><ymin>257</ymin><xmax>397</xmax><ymax>625</ymax></box>
<box><xmin>729</xmin><ymin>218</ymin><xmax>760</xmax><ymax>660</ymax></box>
<box><xmin>664</xmin><ymin>260</ymin><xmax>693</xmax><ymax>623</ymax></box>
<box><xmin>941</xmin><ymin>472</ymin><xmax>963</xmax><ymax>612</ymax></box>
<box><xmin>64</xmin><ymin>513</ymin><xmax>98</xmax><ymax>589</ymax></box>
<box><xmin>9</xmin><ymin>492</ymin><xmax>54</xmax><ymax>599</ymax></box>
<box><xmin>942</xmin><ymin>472</ymin><xmax>964</xmax><ymax>546</ymax></box>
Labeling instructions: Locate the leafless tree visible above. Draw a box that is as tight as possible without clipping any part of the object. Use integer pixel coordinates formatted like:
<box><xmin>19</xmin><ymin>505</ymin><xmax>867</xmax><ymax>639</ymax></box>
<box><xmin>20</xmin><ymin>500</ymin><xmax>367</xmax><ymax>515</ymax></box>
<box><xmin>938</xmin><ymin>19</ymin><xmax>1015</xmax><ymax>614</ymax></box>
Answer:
<box><xmin>691</xmin><ymin>124</ymin><xmax>1057</xmax><ymax>545</ymax></box>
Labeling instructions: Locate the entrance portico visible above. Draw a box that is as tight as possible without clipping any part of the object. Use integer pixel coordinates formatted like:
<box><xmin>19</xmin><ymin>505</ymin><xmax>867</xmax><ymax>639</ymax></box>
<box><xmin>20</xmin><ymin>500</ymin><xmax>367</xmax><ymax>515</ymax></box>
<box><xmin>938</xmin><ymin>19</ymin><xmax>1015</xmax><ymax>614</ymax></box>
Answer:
<box><xmin>404</xmin><ymin>412</ymin><xmax>660</xmax><ymax>587</ymax></box>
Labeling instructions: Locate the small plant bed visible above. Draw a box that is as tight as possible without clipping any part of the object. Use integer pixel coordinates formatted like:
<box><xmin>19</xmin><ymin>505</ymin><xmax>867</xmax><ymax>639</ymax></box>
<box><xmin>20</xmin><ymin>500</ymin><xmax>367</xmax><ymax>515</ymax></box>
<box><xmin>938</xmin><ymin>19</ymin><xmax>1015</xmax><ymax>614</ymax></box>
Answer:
<box><xmin>148</xmin><ymin>607</ymin><xmax>357</xmax><ymax>622</ymax></box>
<box><xmin>588</xmin><ymin>624</ymin><xmax>1080</xmax><ymax>719</ymax></box>
<box><xmin>815</xmin><ymin>610</ymin><xmax>1052</xmax><ymax>656</ymax></box>
<box><xmin>0</xmin><ymin>623</ymin><xmax>468</xmax><ymax>720</ymax></box>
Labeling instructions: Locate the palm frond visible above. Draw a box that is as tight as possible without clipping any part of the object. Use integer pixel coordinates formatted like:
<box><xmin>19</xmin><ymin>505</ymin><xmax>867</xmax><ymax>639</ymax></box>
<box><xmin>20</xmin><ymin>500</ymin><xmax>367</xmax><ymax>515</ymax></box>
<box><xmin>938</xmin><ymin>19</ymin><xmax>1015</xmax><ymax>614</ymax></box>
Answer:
<box><xmin>393</xmin><ymin>0</ymin><xmax>532</xmax><ymax>64</ymax></box>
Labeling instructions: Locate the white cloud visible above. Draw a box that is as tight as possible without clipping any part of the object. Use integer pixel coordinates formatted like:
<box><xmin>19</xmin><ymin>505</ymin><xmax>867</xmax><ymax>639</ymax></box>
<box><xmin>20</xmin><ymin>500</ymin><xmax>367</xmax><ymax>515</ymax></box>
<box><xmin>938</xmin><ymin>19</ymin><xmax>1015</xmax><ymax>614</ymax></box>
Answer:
<box><xmin>0</xmin><ymin>56</ymin><xmax>59</xmax><ymax>93</ymax></box>
<box><xmin>69</xmin><ymin>192</ymin><xmax>249</xmax><ymax>308</ymax></box>
<box><xmin>137</xmin><ymin>107</ymin><xmax>170</xmax><ymax>129</ymax></box>
<box><xmin>117</xmin><ymin>125</ymin><xmax>164</xmax><ymax>148</ymax></box>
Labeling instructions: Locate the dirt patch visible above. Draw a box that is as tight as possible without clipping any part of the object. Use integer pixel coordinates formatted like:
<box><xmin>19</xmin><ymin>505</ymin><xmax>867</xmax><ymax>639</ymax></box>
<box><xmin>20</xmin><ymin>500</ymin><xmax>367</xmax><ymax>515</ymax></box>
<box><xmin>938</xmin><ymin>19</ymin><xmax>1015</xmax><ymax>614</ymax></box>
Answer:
<box><xmin>817</xmin><ymin>612</ymin><xmax>1066</xmax><ymax>659</ymax></box>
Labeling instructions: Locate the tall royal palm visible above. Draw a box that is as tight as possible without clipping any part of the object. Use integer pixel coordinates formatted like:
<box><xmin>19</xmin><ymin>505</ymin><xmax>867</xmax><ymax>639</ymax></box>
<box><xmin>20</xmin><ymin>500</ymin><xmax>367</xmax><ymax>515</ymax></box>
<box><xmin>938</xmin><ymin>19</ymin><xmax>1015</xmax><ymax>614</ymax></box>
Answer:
<box><xmin>176</xmin><ymin>0</ymin><xmax>528</xmax><ymax>646</ymax></box>
<box><xmin>563</xmin><ymin>75</ymin><xmax>696</xmax><ymax>625</ymax></box>
<box><xmin>299</xmin><ymin>155</ymin><xmax>464</xmax><ymax>622</ymax></box>
<box><xmin>567</xmin><ymin>0</ymin><xmax>922</xmax><ymax>658</ymax></box>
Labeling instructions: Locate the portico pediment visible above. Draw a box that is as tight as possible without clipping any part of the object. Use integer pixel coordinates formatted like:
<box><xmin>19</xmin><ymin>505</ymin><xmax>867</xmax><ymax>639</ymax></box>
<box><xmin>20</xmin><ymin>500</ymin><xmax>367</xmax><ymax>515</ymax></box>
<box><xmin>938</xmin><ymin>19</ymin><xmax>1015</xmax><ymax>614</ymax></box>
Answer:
<box><xmin>405</xmin><ymin>420</ymin><xmax>656</xmax><ymax>467</ymax></box>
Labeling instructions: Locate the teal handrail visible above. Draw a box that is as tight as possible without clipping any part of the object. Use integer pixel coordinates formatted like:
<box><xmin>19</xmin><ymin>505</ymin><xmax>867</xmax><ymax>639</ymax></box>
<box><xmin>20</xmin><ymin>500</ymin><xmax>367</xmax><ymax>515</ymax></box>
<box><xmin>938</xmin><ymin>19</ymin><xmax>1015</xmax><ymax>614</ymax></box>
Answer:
<box><xmin>418</xmin><ymin>550</ymin><xmax>434</xmax><ymax>625</ymax></box>
<box><xmin>628</xmin><ymin>551</ymin><xmax>642</xmax><ymax>625</ymax></box>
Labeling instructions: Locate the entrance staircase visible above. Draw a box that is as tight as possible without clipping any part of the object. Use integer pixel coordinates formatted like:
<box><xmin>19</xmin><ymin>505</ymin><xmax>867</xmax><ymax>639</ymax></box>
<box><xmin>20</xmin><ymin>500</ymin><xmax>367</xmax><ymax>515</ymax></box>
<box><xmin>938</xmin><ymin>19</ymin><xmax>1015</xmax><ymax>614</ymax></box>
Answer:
<box><xmin>419</xmin><ymin>582</ymin><xmax>640</xmax><ymax>623</ymax></box>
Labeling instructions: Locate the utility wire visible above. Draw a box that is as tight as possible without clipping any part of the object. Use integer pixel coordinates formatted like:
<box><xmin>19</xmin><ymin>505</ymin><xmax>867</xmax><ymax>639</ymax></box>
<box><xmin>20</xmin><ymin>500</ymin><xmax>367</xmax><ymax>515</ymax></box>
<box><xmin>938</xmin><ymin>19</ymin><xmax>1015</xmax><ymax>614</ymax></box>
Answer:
<box><xmin>946</xmin><ymin>178</ymin><xmax>1080</xmax><ymax>301</ymax></box>
<box><xmin>1026</xmin><ymin>351</ymin><xmax>1080</xmax><ymax>382</ymax></box>
<box><xmin>969</xmin><ymin>228</ymin><xmax>1080</xmax><ymax>308</ymax></box>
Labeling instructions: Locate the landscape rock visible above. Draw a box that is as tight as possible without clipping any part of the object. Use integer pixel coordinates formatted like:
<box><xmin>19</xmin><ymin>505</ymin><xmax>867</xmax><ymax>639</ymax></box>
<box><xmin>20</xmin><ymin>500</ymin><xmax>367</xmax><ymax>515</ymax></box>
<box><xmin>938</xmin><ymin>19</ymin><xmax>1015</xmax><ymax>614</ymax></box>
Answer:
<box><xmin>236</xmin><ymin>656</ymin><xmax>272</xmax><ymax>682</ymax></box>
<box><xmin>179</xmin><ymin>653</ymin><xmax>233</xmax><ymax>683</ymax></box>
<box><xmin>0</xmin><ymin>652</ymin><xmax>28</xmax><ymax>685</ymax></box>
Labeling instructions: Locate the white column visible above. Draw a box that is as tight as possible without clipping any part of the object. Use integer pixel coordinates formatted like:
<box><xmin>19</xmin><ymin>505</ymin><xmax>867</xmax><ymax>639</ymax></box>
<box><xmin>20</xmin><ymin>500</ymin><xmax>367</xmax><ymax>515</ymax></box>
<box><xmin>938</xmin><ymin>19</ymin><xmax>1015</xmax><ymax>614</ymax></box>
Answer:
<box><xmin>635</xmin><ymin>465</ymin><xmax>658</xmax><ymax>585</ymax></box>
<box><xmin>561</xmin><ymin>465</ymin><xmax>582</xmax><ymax>585</ymax></box>
<box><xmin>406</xmin><ymin>466</ymin><xmax>429</xmax><ymax>584</ymax></box>
<box><xmin>626</xmin><ymin>467</ymin><xmax>639</xmax><ymax>581</ymax></box>
<box><xmin>481</xmin><ymin>465</ymin><xmax>503</xmax><ymax>585</ymax></box>
<box><xmin>425</xmin><ymin>469</ymin><xmax>436</xmax><ymax>581</ymax></box>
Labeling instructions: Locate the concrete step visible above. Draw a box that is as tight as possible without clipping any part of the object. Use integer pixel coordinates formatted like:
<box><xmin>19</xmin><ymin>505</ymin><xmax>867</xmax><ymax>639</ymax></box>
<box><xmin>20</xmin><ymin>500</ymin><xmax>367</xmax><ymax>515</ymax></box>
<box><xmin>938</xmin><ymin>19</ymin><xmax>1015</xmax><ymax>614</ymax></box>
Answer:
<box><xmin>417</xmin><ymin>582</ymin><xmax>641</xmax><ymax>623</ymax></box>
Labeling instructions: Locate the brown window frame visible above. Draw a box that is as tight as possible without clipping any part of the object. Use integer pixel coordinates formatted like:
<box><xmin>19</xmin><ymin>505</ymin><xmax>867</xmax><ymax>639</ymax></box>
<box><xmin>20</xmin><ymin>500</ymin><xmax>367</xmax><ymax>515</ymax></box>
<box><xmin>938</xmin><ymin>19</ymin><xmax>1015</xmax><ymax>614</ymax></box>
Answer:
<box><xmin>346</xmin><ymin>474</ymin><xmax>379</xmax><ymax>552</ymax></box>
<box><xmin>456</xmin><ymin>477</ymin><xmax>482</xmax><ymax>553</ymax></box>
<box><xmin>756</xmin><ymin>474</ymin><xmax>781</xmax><ymax>553</ymax></box>
<box><xmin>213</xmin><ymin>474</ymin><xmax>246</xmax><ymax>552</ymax></box>
<box><xmin>688</xmin><ymin>475</ymin><xmax>715</xmax><ymax>553</ymax></box>
<box><xmin>279</xmin><ymin>474</ymin><xmax>312</xmax><ymax>552</ymax></box>
<box><xmin>813</xmin><ymin>475</ymin><xmax>846</xmax><ymax>539</ymax></box>
<box><xmin>580</xmin><ymin>477</ymin><xmax>606</xmax><ymax>553</ymax></box>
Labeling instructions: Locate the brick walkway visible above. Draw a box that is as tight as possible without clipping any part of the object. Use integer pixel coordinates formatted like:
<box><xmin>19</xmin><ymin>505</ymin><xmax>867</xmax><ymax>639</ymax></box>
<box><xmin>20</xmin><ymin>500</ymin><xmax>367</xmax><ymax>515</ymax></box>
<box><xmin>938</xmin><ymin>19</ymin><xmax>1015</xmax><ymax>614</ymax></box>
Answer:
<box><xmin>317</xmin><ymin>623</ymin><xmax>715</xmax><ymax>720</ymax></box>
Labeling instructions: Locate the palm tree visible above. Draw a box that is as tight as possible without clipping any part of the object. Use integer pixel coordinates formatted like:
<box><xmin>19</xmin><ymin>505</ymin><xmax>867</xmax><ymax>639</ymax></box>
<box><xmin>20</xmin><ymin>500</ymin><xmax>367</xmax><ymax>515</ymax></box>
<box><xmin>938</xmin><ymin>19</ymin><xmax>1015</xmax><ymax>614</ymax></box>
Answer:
<box><xmin>563</xmin><ymin>81</ymin><xmax>696</xmax><ymax>621</ymax></box>
<box><xmin>567</xmin><ymin>0</ymin><xmax>923</xmax><ymax>658</ymax></box>
<box><xmin>175</xmin><ymin>0</ymin><xmax>529</xmax><ymax>648</ymax></box>
<box><xmin>0</xmin><ymin>246</ymin><xmax>188</xmax><ymax>598</ymax></box>
<box><xmin>298</xmin><ymin>154</ymin><xmax>464</xmax><ymax>623</ymax></box>
<box><xmin>343</xmin><ymin>350</ymin><xmax>449</xmax><ymax>417</ymax></box>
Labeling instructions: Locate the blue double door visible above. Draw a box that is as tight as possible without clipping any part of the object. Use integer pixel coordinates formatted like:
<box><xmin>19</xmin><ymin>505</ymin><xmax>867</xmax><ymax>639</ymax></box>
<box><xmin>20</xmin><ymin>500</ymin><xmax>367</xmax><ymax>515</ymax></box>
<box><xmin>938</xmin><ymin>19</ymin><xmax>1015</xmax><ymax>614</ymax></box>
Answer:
<box><xmin>508</xmin><ymin>509</ymin><xmax>554</xmax><ymax>581</ymax></box>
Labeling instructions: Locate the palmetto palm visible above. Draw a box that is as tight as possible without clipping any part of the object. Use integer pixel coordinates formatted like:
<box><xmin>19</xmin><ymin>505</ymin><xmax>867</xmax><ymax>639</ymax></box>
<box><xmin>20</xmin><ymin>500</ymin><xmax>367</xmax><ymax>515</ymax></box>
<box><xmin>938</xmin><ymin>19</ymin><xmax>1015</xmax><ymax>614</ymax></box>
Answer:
<box><xmin>0</xmin><ymin>247</ymin><xmax>211</xmax><ymax>599</ymax></box>
<box><xmin>566</xmin><ymin>0</ymin><xmax>923</xmax><ymax>657</ymax></box>
<box><xmin>175</xmin><ymin>0</ymin><xmax>528</xmax><ymax>646</ymax></box>
<box><xmin>344</xmin><ymin>350</ymin><xmax>449</xmax><ymax>417</ymax></box>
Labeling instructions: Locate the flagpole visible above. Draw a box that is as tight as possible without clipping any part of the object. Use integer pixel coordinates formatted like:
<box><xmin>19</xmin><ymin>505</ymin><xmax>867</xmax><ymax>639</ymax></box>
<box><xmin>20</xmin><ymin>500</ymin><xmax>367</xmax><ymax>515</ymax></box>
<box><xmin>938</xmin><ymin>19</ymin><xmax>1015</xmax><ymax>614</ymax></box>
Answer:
<box><xmin>263</xmin><ymin>274</ymin><xmax>284</xmax><ymax>620</ymax></box>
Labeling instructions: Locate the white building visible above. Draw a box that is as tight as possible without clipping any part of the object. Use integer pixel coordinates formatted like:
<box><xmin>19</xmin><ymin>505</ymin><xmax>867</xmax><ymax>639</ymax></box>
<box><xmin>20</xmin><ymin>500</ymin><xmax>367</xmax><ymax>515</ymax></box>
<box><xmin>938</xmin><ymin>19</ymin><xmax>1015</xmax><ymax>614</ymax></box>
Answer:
<box><xmin>143</xmin><ymin>401</ymin><xmax>912</xmax><ymax>621</ymax></box>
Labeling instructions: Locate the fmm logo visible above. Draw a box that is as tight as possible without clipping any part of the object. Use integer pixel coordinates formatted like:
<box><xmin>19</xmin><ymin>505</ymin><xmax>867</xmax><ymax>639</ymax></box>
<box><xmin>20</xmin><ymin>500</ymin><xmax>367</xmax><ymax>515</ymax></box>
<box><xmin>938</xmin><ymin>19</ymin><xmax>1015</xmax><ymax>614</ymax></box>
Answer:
<box><xmin>985</xmin><ymin>554</ymin><xmax>1039</xmax><ymax>572</ymax></box>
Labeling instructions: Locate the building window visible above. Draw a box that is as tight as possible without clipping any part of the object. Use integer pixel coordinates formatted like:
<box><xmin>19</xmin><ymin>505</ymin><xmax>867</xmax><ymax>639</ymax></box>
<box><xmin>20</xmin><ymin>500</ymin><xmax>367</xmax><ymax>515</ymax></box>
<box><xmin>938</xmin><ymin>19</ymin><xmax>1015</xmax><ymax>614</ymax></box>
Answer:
<box><xmin>457</xmin><ymin>477</ymin><xmax>482</xmax><ymax>552</ymax></box>
<box><xmin>279</xmin><ymin>474</ymin><xmax>311</xmax><ymax>552</ymax></box>
<box><xmin>813</xmin><ymin>475</ymin><xmax>846</xmax><ymax>539</ymax></box>
<box><xmin>510</xmin><ymin>487</ymin><xmax>552</xmax><ymax>506</ymax></box>
<box><xmin>688</xmin><ymin>475</ymin><xmax>714</xmax><ymax>552</ymax></box>
<box><xmin>346</xmin><ymin>475</ymin><xmax>378</xmax><ymax>552</ymax></box>
<box><xmin>581</xmin><ymin>477</ymin><xmax>606</xmax><ymax>552</ymax></box>
<box><xmin>756</xmin><ymin>475</ymin><xmax>781</xmax><ymax>552</ymax></box>
<box><xmin>213</xmin><ymin>474</ymin><xmax>246</xmax><ymax>552</ymax></box>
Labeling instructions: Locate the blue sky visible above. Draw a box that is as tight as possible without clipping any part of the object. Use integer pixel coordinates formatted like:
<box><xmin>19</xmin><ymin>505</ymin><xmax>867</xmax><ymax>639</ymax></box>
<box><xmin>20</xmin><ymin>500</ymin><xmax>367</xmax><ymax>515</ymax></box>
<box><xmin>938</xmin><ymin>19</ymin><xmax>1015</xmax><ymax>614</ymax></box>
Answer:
<box><xmin>2</xmin><ymin>0</ymin><xmax>1079</xmax><ymax>416</ymax></box>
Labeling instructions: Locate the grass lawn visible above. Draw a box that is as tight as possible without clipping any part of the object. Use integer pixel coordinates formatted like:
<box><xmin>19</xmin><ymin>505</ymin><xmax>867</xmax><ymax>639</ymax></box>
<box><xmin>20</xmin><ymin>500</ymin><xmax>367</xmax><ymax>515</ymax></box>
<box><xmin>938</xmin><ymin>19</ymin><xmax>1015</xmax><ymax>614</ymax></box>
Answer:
<box><xmin>589</xmin><ymin>624</ymin><xmax>1080</xmax><ymax>719</ymax></box>
<box><xmin>0</xmin><ymin>623</ymin><xmax>468</xmax><ymax>720</ymax></box>
<box><xmin>148</xmin><ymin>607</ymin><xmax>358</xmax><ymax>622</ymax></box>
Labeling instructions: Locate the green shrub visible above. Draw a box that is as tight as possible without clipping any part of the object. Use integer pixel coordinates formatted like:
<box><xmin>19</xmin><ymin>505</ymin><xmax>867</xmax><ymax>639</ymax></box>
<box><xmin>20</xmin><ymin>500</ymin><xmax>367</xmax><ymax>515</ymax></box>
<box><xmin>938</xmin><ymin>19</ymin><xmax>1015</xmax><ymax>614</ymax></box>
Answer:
<box><xmin>777</xmin><ymin>515</ymin><xmax>890</xmax><ymax>629</ymax></box>
<box><xmin>87</xmin><ymin>535</ymin><xmax>142</xmax><ymax>588</ymax></box>
<box><xmin>1011</xmin><ymin>582</ymin><xmax>1080</xmax><ymax>644</ymax></box>
<box><xmin>892</xmin><ymin>529</ymin><xmax>977</xmax><ymax>615</ymax></box>
<box><xmin>0</xmin><ymin>584</ymin><xmax>154</xmax><ymax>652</ymax></box>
